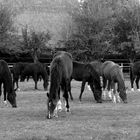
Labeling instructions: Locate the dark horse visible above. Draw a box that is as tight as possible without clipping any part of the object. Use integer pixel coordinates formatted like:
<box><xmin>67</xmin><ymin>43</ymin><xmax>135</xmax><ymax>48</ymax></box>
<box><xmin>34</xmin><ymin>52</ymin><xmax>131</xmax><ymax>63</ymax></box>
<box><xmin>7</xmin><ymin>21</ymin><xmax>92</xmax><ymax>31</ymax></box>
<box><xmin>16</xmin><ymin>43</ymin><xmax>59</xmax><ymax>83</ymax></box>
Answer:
<box><xmin>20</xmin><ymin>62</ymin><xmax>49</xmax><ymax>90</ymax></box>
<box><xmin>11</xmin><ymin>62</ymin><xmax>28</xmax><ymax>90</ymax></box>
<box><xmin>129</xmin><ymin>59</ymin><xmax>140</xmax><ymax>91</ymax></box>
<box><xmin>0</xmin><ymin>60</ymin><xmax>17</xmax><ymax>107</ymax></box>
<box><xmin>47</xmin><ymin>51</ymin><xmax>73</xmax><ymax>119</ymax></box>
<box><xmin>101</xmin><ymin>61</ymin><xmax>127</xmax><ymax>103</ymax></box>
<box><xmin>69</xmin><ymin>61</ymin><xmax>102</xmax><ymax>103</ymax></box>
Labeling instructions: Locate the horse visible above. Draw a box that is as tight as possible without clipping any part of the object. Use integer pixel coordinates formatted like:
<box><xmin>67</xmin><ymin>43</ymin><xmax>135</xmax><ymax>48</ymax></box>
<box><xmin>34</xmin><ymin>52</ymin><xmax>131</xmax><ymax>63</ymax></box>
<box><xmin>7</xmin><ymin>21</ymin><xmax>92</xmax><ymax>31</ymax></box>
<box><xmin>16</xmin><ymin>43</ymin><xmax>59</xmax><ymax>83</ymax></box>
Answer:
<box><xmin>11</xmin><ymin>62</ymin><xmax>28</xmax><ymax>90</ymax></box>
<box><xmin>20</xmin><ymin>62</ymin><xmax>49</xmax><ymax>90</ymax></box>
<box><xmin>0</xmin><ymin>60</ymin><xmax>17</xmax><ymax>107</ymax></box>
<box><xmin>46</xmin><ymin>51</ymin><xmax>73</xmax><ymax>119</ymax></box>
<box><xmin>101</xmin><ymin>61</ymin><xmax>127</xmax><ymax>103</ymax></box>
<box><xmin>69</xmin><ymin>61</ymin><xmax>102</xmax><ymax>103</ymax></box>
<box><xmin>129</xmin><ymin>59</ymin><xmax>140</xmax><ymax>91</ymax></box>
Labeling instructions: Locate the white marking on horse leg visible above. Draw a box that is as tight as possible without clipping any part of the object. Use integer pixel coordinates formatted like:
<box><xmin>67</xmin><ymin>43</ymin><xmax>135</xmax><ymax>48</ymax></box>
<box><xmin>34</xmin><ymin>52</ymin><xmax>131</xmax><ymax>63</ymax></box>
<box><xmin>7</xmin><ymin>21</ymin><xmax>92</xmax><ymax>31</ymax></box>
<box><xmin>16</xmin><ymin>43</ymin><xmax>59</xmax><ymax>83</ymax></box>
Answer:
<box><xmin>4</xmin><ymin>100</ymin><xmax>7</xmax><ymax>106</ymax></box>
<box><xmin>87</xmin><ymin>85</ymin><xmax>91</xmax><ymax>91</ymax></box>
<box><xmin>57</xmin><ymin>100</ymin><xmax>62</xmax><ymax>112</ymax></box>
<box><xmin>17</xmin><ymin>88</ymin><xmax>20</xmax><ymax>91</ymax></box>
<box><xmin>102</xmin><ymin>90</ymin><xmax>106</xmax><ymax>100</ymax></box>
<box><xmin>108</xmin><ymin>90</ymin><xmax>112</xmax><ymax>99</ymax></box>
<box><xmin>48</xmin><ymin>112</ymin><xmax>51</xmax><ymax>119</ymax></box>
<box><xmin>113</xmin><ymin>95</ymin><xmax>117</xmax><ymax>103</ymax></box>
<box><xmin>117</xmin><ymin>95</ymin><xmax>121</xmax><ymax>103</ymax></box>
<box><xmin>137</xmin><ymin>89</ymin><xmax>140</xmax><ymax>92</ymax></box>
<box><xmin>131</xmin><ymin>88</ymin><xmax>134</xmax><ymax>91</ymax></box>
<box><xmin>53</xmin><ymin>107</ymin><xmax>58</xmax><ymax>118</ymax></box>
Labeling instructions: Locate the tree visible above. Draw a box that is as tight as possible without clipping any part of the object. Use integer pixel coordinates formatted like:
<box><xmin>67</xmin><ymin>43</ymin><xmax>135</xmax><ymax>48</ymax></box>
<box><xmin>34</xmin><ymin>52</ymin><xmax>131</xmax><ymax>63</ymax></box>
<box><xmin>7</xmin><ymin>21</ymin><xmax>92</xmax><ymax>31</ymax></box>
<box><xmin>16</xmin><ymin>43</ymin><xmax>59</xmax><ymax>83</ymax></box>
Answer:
<box><xmin>21</xmin><ymin>26</ymin><xmax>51</xmax><ymax>63</ymax></box>
<box><xmin>112</xmin><ymin>0</ymin><xmax>140</xmax><ymax>59</ymax></box>
<box><xmin>62</xmin><ymin>0</ymin><xmax>116</xmax><ymax>61</ymax></box>
<box><xmin>0</xmin><ymin>4</ymin><xmax>17</xmax><ymax>54</ymax></box>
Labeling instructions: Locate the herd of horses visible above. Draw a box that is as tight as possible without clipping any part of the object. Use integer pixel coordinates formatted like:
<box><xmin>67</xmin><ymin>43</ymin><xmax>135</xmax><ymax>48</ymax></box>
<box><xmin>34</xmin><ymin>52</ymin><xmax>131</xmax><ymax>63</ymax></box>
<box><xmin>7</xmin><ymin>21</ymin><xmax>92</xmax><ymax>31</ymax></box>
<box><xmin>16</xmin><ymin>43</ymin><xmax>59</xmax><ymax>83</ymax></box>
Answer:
<box><xmin>1</xmin><ymin>51</ymin><xmax>140</xmax><ymax>119</ymax></box>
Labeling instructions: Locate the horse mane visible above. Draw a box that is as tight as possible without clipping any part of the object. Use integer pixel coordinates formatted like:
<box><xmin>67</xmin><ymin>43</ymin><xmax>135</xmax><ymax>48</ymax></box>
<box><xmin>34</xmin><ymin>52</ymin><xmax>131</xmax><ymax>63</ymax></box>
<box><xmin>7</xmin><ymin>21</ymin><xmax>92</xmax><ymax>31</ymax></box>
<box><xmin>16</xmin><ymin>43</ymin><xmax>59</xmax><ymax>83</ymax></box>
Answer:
<box><xmin>49</xmin><ymin>57</ymin><xmax>63</xmax><ymax>99</ymax></box>
<box><xmin>113</xmin><ymin>64</ymin><xmax>125</xmax><ymax>91</ymax></box>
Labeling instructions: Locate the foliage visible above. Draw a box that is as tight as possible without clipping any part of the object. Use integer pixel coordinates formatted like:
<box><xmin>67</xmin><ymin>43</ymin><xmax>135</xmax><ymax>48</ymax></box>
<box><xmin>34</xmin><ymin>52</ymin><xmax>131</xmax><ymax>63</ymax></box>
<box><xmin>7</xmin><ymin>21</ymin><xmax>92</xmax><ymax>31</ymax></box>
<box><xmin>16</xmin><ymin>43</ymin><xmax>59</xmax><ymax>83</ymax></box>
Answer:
<box><xmin>21</xmin><ymin>26</ymin><xmax>51</xmax><ymax>62</ymax></box>
<box><xmin>60</xmin><ymin>0</ymin><xmax>140</xmax><ymax>61</ymax></box>
<box><xmin>0</xmin><ymin>4</ymin><xmax>19</xmax><ymax>55</ymax></box>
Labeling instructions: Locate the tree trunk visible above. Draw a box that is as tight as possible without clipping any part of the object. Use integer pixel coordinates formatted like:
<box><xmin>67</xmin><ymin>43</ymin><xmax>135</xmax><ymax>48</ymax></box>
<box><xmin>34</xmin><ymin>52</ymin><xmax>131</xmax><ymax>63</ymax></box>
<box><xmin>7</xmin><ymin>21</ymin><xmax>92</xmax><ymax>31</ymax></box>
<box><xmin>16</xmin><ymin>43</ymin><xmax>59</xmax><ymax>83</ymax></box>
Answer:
<box><xmin>32</xmin><ymin>51</ymin><xmax>39</xmax><ymax>63</ymax></box>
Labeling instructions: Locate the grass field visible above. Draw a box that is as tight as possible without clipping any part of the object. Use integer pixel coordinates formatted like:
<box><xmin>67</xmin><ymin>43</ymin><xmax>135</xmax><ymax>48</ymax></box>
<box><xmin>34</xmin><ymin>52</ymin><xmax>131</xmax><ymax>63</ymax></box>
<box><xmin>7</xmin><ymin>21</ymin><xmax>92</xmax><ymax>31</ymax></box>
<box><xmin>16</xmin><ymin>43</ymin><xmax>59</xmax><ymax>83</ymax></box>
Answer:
<box><xmin>0</xmin><ymin>79</ymin><xmax>140</xmax><ymax>140</ymax></box>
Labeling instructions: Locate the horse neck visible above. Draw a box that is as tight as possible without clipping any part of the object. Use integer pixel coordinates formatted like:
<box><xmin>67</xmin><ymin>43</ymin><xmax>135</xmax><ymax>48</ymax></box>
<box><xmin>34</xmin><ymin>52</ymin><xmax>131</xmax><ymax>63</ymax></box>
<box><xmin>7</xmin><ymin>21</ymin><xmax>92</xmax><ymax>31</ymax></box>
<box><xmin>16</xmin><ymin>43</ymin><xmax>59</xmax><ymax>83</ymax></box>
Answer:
<box><xmin>116</xmin><ymin>71</ymin><xmax>125</xmax><ymax>91</ymax></box>
<box><xmin>4</xmin><ymin>71</ymin><xmax>13</xmax><ymax>93</ymax></box>
<box><xmin>87</xmin><ymin>64</ymin><xmax>102</xmax><ymax>90</ymax></box>
<box><xmin>49</xmin><ymin>64</ymin><xmax>62</xmax><ymax>100</ymax></box>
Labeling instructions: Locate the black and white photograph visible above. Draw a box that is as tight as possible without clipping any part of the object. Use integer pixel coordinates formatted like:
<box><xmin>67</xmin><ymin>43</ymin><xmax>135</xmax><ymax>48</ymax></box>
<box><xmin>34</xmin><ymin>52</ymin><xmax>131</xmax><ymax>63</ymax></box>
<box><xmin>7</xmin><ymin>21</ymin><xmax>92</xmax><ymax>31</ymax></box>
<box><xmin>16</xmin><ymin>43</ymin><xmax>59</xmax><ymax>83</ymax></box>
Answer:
<box><xmin>0</xmin><ymin>0</ymin><xmax>140</xmax><ymax>139</ymax></box>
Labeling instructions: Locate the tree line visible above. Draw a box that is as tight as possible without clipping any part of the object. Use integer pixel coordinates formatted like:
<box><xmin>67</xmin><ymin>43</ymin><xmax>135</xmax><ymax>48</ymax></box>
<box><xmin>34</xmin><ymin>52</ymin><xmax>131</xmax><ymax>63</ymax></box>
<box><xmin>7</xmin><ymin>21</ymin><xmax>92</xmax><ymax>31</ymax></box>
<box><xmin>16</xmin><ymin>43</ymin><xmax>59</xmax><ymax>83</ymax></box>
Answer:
<box><xmin>0</xmin><ymin>0</ymin><xmax>140</xmax><ymax>62</ymax></box>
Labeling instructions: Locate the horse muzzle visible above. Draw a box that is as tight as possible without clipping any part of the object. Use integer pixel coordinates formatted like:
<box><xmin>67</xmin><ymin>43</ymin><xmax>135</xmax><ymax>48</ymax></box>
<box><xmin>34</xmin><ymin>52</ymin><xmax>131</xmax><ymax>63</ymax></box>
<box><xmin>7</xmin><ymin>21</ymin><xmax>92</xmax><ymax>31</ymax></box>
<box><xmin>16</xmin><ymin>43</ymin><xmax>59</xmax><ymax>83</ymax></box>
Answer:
<box><xmin>123</xmin><ymin>99</ymin><xmax>127</xmax><ymax>104</ymax></box>
<box><xmin>12</xmin><ymin>104</ymin><xmax>17</xmax><ymax>108</ymax></box>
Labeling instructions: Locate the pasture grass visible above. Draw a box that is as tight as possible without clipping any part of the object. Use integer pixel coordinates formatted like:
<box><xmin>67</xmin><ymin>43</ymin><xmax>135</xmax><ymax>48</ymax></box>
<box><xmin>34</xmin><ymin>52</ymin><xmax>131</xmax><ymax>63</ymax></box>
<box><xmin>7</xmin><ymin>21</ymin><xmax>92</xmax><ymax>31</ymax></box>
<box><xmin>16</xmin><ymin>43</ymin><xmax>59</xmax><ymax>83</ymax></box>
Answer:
<box><xmin>0</xmin><ymin>79</ymin><xmax>140</xmax><ymax>140</ymax></box>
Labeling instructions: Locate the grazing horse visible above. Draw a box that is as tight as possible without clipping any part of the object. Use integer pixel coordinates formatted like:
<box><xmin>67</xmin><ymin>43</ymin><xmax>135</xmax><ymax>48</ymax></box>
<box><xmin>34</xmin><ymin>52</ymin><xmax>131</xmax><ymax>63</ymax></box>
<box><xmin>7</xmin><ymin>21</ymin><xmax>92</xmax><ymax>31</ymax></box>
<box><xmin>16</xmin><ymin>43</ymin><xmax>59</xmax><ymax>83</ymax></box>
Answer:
<box><xmin>101</xmin><ymin>61</ymin><xmax>127</xmax><ymax>103</ymax></box>
<box><xmin>69</xmin><ymin>61</ymin><xmax>102</xmax><ymax>103</ymax></box>
<box><xmin>20</xmin><ymin>62</ymin><xmax>49</xmax><ymax>90</ymax></box>
<box><xmin>129</xmin><ymin>60</ymin><xmax>140</xmax><ymax>91</ymax></box>
<box><xmin>11</xmin><ymin>62</ymin><xmax>28</xmax><ymax>90</ymax></box>
<box><xmin>47</xmin><ymin>51</ymin><xmax>73</xmax><ymax>119</ymax></box>
<box><xmin>0</xmin><ymin>60</ymin><xmax>17</xmax><ymax>107</ymax></box>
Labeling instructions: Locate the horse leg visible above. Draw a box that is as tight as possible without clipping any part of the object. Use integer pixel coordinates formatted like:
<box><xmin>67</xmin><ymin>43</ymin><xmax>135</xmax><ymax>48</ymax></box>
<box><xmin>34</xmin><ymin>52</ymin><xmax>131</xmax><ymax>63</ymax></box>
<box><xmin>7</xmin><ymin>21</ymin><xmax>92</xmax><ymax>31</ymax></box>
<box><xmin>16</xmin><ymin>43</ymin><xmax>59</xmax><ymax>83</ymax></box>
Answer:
<box><xmin>88</xmin><ymin>82</ymin><xmax>100</xmax><ymax>103</ymax></box>
<box><xmin>68</xmin><ymin>81</ymin><xmax>73</xmax><ymax>100</ymax></box>
<box><xmin>33</xmin><ymin>74</ymin><xmax>38</xmax><ymax>90</ymax></box>
<box><xmin>87</xmin><ymin>82</ymin><xmax>91</xmax><ymax>91</ymax></box>
<box><xmin>79</xmin><ymin>80</ymin><xmax>86</xmax><ymax>101</ymax></box>
<box><xmin>102</xmin><ymin>77</ymin><xmax>107</xmax><ymax>100</ymax></box>
<box><xmin>130</xmin><ymin>75</ymin><xmax>136</xmax><ymax>91</ymax></box>
<box><xmin>3</xmin><ymin>83</ymin><xmax>7</xmax><ymax>106</ymax></box>
<box><xmin>110</xmin><ymin>81</ymin><xmax>117</xmax><ymax>103</ymax></box>
<box><xmin>136</xmin><ymin>76</ymin><xmax>140</xmax><ymax>91</ymax></box>
<box><xmin>63</xmin><ymin>80</ymin><xmax>70</xmax><ymax>112</ymax></box>
<box><xmin>57</xmin><ymin>87</ymin><xmax>62</xmax><ymax>112</ymax></box>
<box><xmin>107</xmin><ymin>80</ymin><xmax>112</xmax><ymax>99</ymax></box>
<box><xmin>0</xmin><ymin>82</ymin><xmax>2</xmax><ymax>105</ymax></box>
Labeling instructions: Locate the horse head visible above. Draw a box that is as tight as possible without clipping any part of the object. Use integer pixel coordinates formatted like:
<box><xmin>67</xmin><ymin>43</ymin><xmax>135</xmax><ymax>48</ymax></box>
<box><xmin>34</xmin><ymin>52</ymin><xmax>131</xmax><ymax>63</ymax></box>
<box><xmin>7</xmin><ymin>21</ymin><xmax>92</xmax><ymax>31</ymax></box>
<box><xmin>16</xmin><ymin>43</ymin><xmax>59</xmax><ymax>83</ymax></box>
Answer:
<box><xmin>119</xmin><ymin>89</ymin><xmax>127</xmax><ymax>103</ymax></box>
<box><xmin>7</xmin><ymin>89</ymin><xmax>17</xmax><ymax>107</ymax></box>
<box><xmin>46</xmin><ymin>92</ymin><xmax>58</xmax><ymax>119</ymax></box>
<box><xmin>94</xmin><ymin>89</ymin><xmax>102</xmax><ymax>103</ymax></box>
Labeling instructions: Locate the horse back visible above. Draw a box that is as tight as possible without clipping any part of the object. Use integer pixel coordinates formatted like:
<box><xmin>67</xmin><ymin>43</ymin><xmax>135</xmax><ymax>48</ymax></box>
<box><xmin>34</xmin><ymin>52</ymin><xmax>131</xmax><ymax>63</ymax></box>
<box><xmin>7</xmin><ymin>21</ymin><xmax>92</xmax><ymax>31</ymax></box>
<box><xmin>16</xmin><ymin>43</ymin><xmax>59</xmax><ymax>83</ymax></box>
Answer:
<box><xmin>90</xmin><ymin>60</ymin><xmax>103</xmax><ymax>75</ymax></box>
<box><xmin>102</xmin><ymin>61</ymin><xmax>122</xmax><ymax>80</ymax></box>
<box><xmin>51</xmin><ymin>52</ymin><xmax>73</xmax><ymax>79</ymax></box>
<box><xmin>23</xmin><ymin>62</ymin><xmax>46</xmax><ymax>75</ymax></box>
<box><xmin>0</xmin><ymin>60</ymin><xmax>10</xmax><ymax>76</ymax></box>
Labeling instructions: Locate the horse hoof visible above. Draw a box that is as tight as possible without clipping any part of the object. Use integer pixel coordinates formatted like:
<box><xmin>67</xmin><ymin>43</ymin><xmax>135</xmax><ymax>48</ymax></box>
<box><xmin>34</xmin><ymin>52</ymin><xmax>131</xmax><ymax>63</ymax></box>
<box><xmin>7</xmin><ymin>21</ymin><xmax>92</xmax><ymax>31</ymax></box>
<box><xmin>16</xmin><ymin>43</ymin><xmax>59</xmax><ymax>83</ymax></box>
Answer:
<box><xmin>46</xmin><ymin>115</ymin><xmax>52</xmax><ymax>119</ymax></box>
<box><xmin>131</xmin><ymin>88</ymin><xmax>134</xmax><ymax>92</ymax></box>
<box><xmin>4</xmin><ymin>101</ymin><xmax>7</xmax><ymax>106</ymax></box>
<box><xmin>97</xmin><ymin>100</ymin><xmax>102</xmax><ymax>103</ymax></box>
<box><xmin>16</xmin><ymin>88</ymin><xmax>20</xmax><ymax>91</ymax></box>
<box><xmin>138</xmin><ymin>89</ymin><xmax>140</xmax><ymax>92</ymax></box>
<box><xmin>87</xmin><ymin>85</ymin><xmax>91</xmax><ymax>91</ymax></box>
<box><xmin>65</xmin><ymin>108</ymin><xmax>70</xmax><ymax>112</ymax></box>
